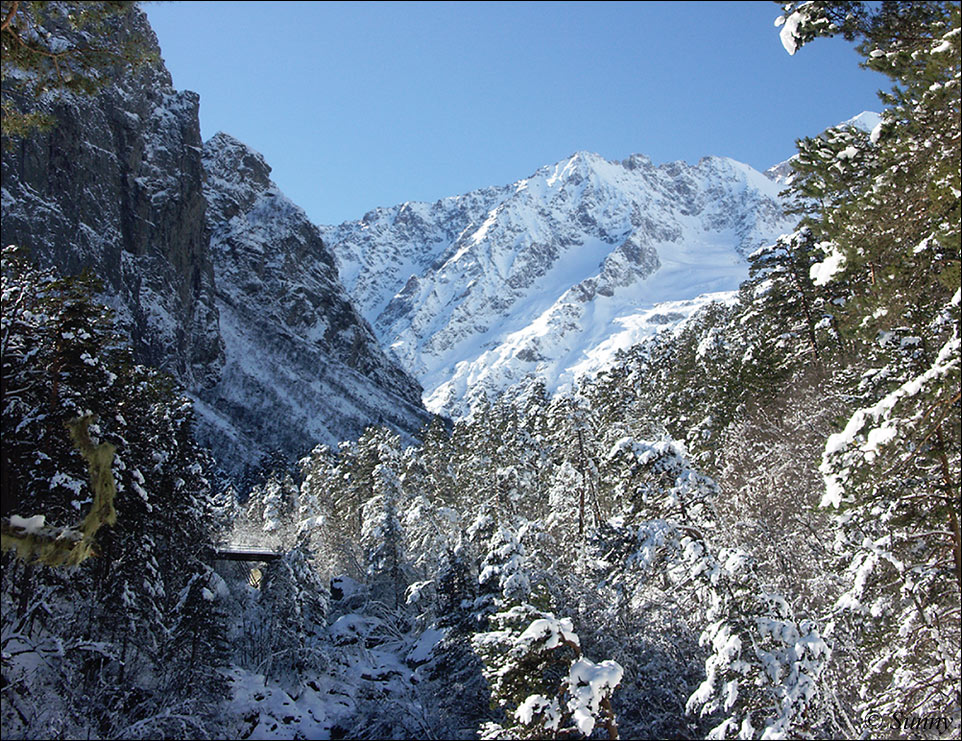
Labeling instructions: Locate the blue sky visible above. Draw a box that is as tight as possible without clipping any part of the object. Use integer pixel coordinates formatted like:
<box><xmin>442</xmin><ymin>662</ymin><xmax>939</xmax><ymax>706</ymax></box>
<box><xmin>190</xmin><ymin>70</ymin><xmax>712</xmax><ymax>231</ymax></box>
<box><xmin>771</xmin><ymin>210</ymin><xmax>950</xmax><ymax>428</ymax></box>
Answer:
<box><xmin>143</xmin><ymin>1</ymin><xmax>886</xmax><ymax>225</ymax></box>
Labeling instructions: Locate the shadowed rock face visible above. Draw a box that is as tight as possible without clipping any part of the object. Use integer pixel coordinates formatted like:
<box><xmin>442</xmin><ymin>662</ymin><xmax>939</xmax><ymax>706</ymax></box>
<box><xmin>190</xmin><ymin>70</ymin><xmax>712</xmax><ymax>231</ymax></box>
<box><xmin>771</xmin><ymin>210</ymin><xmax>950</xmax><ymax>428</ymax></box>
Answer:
<box><xmin>2</xmin><ymin>9</ymin><xmax>222</xmax><ymax>388</ymax></box>
<box><xmin>2</xmin><ymin>8</ymin><xmax>428</xmax><ymax>480</ymax></box>
<box><xmin>198</xmin><ymin>132</ymin><xmax>429</xmax><ymax>475</ymax></box>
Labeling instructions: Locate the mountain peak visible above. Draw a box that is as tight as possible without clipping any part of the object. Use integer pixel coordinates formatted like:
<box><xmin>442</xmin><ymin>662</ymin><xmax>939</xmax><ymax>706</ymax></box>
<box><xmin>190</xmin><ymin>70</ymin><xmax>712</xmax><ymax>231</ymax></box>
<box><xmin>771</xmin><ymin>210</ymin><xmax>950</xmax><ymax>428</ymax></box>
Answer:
<box><xmin>568</xmin><ymin>149</ymin><xmax>605</xmax><ymax>164</ymax></box>
<box><xmin>200</xmin><ymin>134</ymin><xmax>429</xmax><ymax>476</ymax></box>
<box><xmin>622</xmin><ymin>153</ymin><xmax>654</xmax><ymax>170</ymax></box>
<box><xmin>840</xmin><ymin>111</ymin><xmax>882</xmax><ymax>133</ymax></box>
<box><xmin>533</xmin><ymin>150</ymin><xmax>622</xmax><ymax>191</ymax></box>
<box><xmin>204</xmin><ymin>131</ymin><xmax>272</xmax><ymax>188</ymax></box>
<box><xmin>321</xmin><ymin>147</ymin><xmax>797</xmax><ymax>417</ymax></box>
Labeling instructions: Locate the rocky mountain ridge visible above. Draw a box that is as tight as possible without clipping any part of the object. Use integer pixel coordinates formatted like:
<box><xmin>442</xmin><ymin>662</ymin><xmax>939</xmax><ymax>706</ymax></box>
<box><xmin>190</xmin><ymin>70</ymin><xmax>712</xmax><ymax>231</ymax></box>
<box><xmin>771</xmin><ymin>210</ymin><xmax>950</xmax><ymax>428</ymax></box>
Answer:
<box><xmin>198</xmin><ymin>132</ymin><xmax>428</xmax><ymax>472</ymax></box>
<box><xmin>1</xmin><ymin>7</ymin><xmax>429</xmax><ymax>480</ymax></box>
<box><xmin>320</xmin><ymin>150</ymin><xmax>798</xmax><ymax>416</ymax></box>
<box><xmin>1</xmin><ymin>9</ymin><xmax>222</xmax><ymax>389</ymax></box>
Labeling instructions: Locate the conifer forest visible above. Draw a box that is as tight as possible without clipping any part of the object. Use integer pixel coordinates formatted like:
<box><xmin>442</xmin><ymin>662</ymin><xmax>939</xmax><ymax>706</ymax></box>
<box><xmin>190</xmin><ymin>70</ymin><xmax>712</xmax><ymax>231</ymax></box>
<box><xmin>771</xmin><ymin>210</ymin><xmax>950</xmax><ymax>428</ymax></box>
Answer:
<box><xmin>1</xmin><ymin>1</ymin><xmax>959</xmax><ymax>739</ymax></box>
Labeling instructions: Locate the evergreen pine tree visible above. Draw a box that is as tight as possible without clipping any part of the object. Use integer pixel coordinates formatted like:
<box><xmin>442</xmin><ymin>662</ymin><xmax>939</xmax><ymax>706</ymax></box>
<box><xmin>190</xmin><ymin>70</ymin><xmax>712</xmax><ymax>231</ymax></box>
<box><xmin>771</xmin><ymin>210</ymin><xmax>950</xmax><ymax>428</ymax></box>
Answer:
<box><xmin>776</xmin><ymin>0</ymin><xmax>961</xmax><ymax>724</ymax></box>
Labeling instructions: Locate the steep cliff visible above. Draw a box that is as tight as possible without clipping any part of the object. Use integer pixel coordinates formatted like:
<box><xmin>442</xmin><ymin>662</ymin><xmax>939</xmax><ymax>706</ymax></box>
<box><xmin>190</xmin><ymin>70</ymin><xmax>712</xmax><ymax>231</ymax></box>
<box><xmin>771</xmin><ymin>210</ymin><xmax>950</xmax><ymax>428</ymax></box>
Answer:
<box><xmin>1</xmin><ymin>7</ymin><xmax>222</xmax><ymax>387</ymax></box>
<box><xmin>197</xmin><ymin>132</ymin><xmax>428</xmax><ymax>472</ymax></box>
<box><xmin>1</xmin><ymin>7</ymin><xmax>429</xmax><ymax>479</ymax></box>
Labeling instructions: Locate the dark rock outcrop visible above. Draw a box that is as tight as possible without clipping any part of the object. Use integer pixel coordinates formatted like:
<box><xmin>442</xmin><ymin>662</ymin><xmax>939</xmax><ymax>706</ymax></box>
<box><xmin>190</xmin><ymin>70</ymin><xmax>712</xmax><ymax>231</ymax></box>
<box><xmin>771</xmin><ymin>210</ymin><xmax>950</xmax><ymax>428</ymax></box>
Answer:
<box><xmin>2</xmin><ymin>9</ymin><xmax>222</xmax><ymax>387</ymax></box>
<box><xmin>198</xmin><ymin>132</ymin><xmax>429</xmax><ymax>473</ymax></box>
<box><xmin>1</xmin><ymin>7</ymin><xmax>429</xmax><ymax>480</ymax></box>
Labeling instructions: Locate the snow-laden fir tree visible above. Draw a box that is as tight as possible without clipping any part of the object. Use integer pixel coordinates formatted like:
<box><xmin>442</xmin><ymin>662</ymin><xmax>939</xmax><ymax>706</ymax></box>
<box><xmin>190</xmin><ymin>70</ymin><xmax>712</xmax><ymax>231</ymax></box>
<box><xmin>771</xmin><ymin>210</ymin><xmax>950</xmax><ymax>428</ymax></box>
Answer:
<box><xmin>776</xmin><ymin>0</ymin><xmax>961</xmax><ymax>726</ymax></box>
<box><xmin>2</xmin><ymin>248</ymin><xmax>225</xmax><ymax>738</ymax></box>
<box><xmin>470</xmin><ymin>519</ymin><xmax>623</xmax><ymax>740</ymax></box>
<box><xmin>361</xmin><ymin>458</ymin><xmax>410</xmax><ymax>611</ymax></box>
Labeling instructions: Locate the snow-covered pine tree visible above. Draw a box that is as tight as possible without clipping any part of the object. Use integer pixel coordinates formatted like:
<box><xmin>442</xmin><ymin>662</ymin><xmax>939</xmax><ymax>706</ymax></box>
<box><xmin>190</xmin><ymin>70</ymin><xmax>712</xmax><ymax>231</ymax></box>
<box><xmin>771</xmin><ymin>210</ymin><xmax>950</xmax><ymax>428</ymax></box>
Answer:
<box><xmin>257</xmin><ymin>536</ymin><xmax>330</xmax><ymax>687</ymax></box>
<box><xmin>2</xmin><ymin>248</ymin><xmax>226</xmax><ymax>738</ymax></box>
<box><xmin>322</xmin><ymin>426</ymin><xmax>400</xmax><ymax>579</ymax></box>
<box><xmin>244</xmin><ymin>468</ymin><xmax>300</xmax><ymax>549</ymax></box>
<box><xmin>544</xmin><ymin>394</ymin><xmax>602</xmax><ymax>539</ymax></box>
<box><xmin>361</xmin><ymin>457</ymin><xmax>411</xmax><ymax>611</ymax></box>
<box><xmin>740</xmin><ymin>227</ymin><xmax>833</xmax><ymax>367</ymax></box>
<box><xmin>399</xmin><ymin>443</ymin><xmax>462</xmax><ymax>593</ymax></box>
<box><xmin>471</xmin><ymin>520</ymin><xmax>623</xmax><ymax>740</ymax></box>
<box><xmin>776</xmin><ymin>0</ymin><xmax>961</xmax><ymax>726</ymax></box>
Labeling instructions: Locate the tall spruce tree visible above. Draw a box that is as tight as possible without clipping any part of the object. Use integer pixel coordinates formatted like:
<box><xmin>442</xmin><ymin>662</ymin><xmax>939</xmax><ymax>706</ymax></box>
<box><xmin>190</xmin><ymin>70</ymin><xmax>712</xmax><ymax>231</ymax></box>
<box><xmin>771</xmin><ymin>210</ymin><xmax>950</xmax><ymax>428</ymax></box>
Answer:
<box><xmin>776</xmin><ymin>0</ymin><xmax>961</xmax><ymax>726</ymax></box>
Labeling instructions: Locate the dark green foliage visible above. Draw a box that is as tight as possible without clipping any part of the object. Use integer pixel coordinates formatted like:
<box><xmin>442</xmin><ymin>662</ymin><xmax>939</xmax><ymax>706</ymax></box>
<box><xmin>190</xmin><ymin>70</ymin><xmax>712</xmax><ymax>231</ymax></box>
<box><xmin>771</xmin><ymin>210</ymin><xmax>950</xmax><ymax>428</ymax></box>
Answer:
<box><xmin>2</xmin><ymin>245</ymin><xmax>125</xmax><ymax>523</ymax></box>
<box><xmin>773</xmin><ymin>0</ymin><xmax>962</xmax><ymax>726</ymax></box>
<box><xmin>780</xmin><ymin>1</ymin><xmax>960</xmax><ymax>341</ymax></box>
<box><xmin>1</xmin><ymin>247</ymin><xmax>226</xmax><ymax>737</ymax></box>
<box><xmin>422</xmin><ymin>632</ymin><xmax>491</xmax><ymax>736</ymax></box>
<box><xmin>434</xmin><ymin>544</ymin><xmax>476</xmax><ymax>628</ymax></box>
<box><xmin>741</xmin><ymin>227</ymin><xmax>837</xmax><ymax>363</ymax></box>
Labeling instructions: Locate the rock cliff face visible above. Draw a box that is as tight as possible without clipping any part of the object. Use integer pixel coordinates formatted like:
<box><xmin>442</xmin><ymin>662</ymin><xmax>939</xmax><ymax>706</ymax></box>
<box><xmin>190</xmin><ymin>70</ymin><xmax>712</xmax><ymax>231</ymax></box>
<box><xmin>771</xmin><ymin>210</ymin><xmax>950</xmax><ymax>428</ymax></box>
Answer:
<box><xmin>321</xmin><ymin>151</ymin><xmax>797</xmax><ymax>416</ymax></box>
<box><xmin>197</xmin><ymin>133</ymin><xmax>428</xmax><ymax>472</ymax></box>
<box><xmin>1</xmin><ymin>8</ymin><xmax>428</xmax><ymax>479</ymax></box>
<box><xmin>1</xmin><ymin>9</ymin><xmax>222</xmax><ymax>387</ymax></box>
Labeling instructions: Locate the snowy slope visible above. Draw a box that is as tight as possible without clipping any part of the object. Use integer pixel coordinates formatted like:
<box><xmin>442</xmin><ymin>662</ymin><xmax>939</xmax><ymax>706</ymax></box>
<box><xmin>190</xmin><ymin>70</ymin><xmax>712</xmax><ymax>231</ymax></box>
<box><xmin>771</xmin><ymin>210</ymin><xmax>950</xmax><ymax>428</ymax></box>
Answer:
<box><xmin>841</xmin><ymin>110</ymin><xmax>882</xmax><ymax>133</ymax></box>
<box><xmin>198</xmin><ymin>133</ymin><xmax>430</xmax><ymax>476</ymax></box>
<box><xmin>321</xmin><ymin>151</ymin><xmax>796</xmax><ymax>416</ymax></box>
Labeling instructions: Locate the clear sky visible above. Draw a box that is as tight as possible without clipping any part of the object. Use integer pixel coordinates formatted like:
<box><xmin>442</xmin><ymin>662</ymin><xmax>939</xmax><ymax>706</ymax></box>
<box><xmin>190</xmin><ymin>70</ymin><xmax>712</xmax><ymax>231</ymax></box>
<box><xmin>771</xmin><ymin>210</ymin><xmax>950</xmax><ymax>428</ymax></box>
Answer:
<box><xmin>143</xmin><ymin>1</ymin><xmax>887</xmax><ymax>226</ymax></box>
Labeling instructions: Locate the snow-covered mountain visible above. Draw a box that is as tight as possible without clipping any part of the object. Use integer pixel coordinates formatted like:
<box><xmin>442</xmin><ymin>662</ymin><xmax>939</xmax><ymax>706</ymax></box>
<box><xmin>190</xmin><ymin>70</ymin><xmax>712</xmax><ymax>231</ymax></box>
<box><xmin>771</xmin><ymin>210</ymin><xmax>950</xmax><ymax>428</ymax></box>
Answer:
<box><xmin>321</xmin><ymin>151</ymin><xmax>797</xmax><ymax>416</ymax></box>
<box><xmin>841</xmin><ymin>110</ymin><xmax>882</xmax><ymax>133</ymax></box>
<box><xmin>1</xmin><ymin>7</ymin><xmax>429</xmax><ymax>480</ymax></box>
<box><xmin>197</xmin><ymin>133</ymin><xmax>429</xmax><ymax>473</ymax></box>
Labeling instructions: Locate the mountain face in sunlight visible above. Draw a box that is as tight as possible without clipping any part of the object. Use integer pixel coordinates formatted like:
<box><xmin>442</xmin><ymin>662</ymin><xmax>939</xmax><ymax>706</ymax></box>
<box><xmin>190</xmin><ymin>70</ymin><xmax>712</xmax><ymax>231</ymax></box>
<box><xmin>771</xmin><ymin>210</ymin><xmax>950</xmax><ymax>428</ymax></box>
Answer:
<box><xmin>321</xmin><ymin>151</ymin><xmax>796</xmax><ymax>416</ymax></box>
